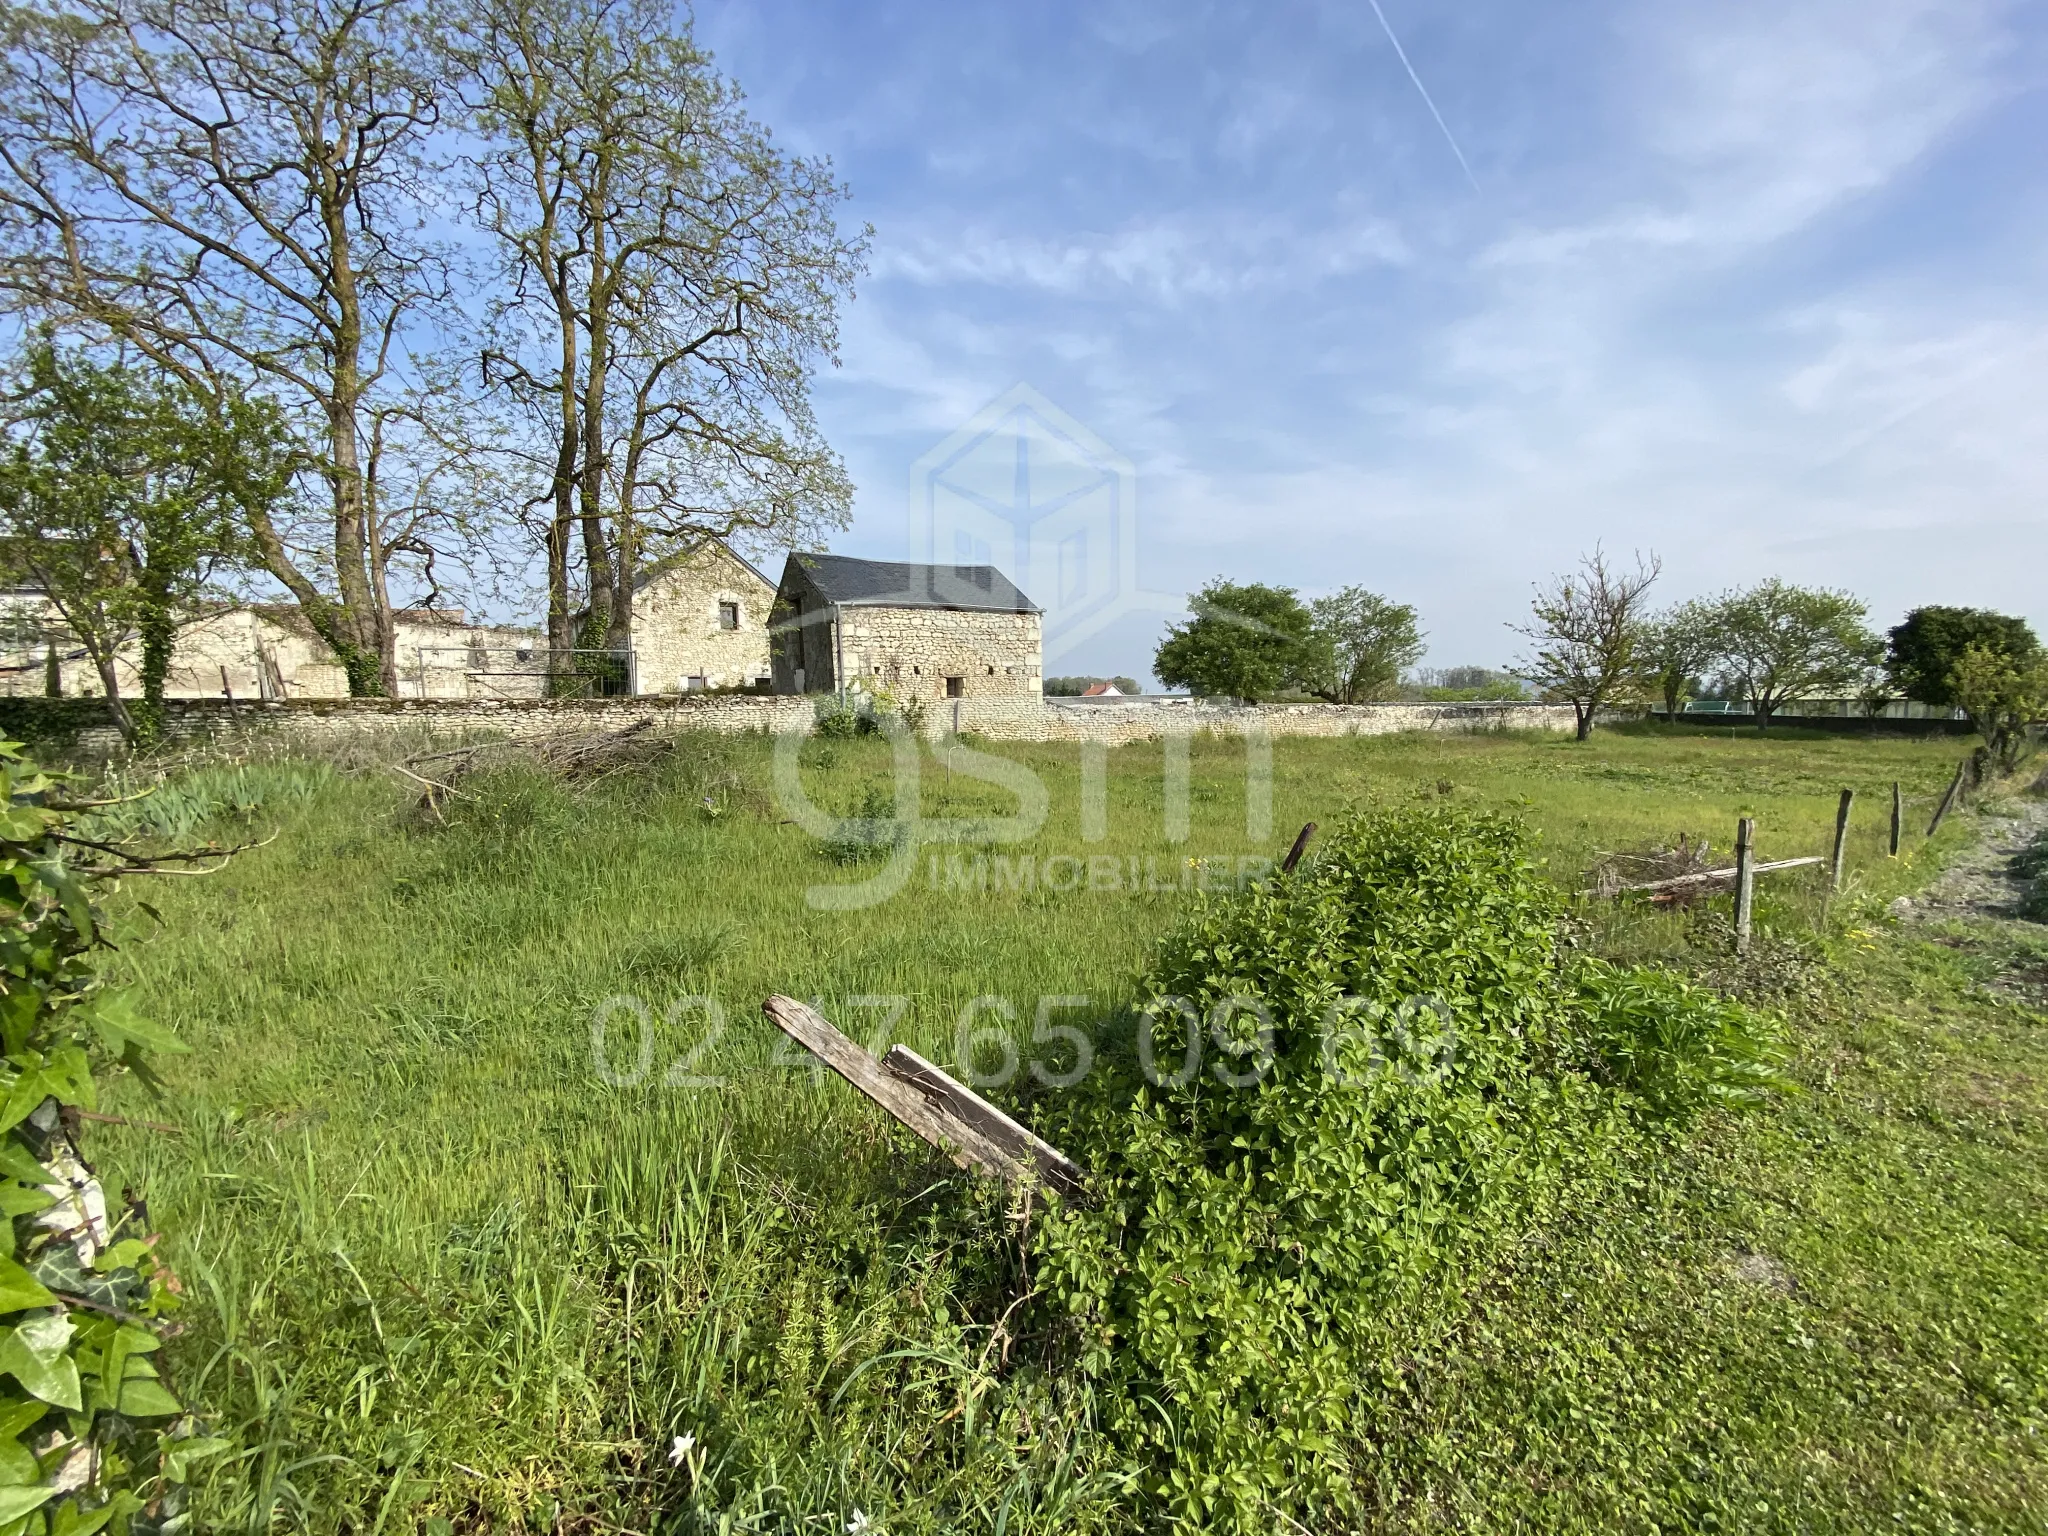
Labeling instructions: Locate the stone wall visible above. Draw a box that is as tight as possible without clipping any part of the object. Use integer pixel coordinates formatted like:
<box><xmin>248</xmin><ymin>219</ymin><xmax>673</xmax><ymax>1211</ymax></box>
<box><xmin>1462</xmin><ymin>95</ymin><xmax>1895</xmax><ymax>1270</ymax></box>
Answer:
<box><xmin>837</xmin><ymin>606</ymin><xmax>1043</xmax><ymax>701</ymax></box>
<box><xmin>15</xmin><ymin>691</ymin><xmax>1583</xmax><ymax>757</ymax></box>
<box><xmin>631</xmin><ymin>544</ymin><xmax>775</xmax><ymax>693</ymax></box>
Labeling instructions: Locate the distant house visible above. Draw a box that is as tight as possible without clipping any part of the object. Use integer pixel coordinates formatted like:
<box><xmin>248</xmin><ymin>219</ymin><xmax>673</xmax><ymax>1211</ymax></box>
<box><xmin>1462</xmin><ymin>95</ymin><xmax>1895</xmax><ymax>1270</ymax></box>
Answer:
<box><xmin>1080</xmin><ymin>681</ymin><xmax>1123</xmax><ymax>697</ymax></box>
<box><xmin>768</xmin><ymin>554</ymin><xmax>1042</xmax><ymax>699</ymax></box>
<box><xmin>607</xmin><ymin>539</ymin><xmax>776</xmax><ymax>694</ymax></box>
<box><xmin>0</xmin><ymin>589</ymin><xmax>536</xmax><ymax>700</ymax></box>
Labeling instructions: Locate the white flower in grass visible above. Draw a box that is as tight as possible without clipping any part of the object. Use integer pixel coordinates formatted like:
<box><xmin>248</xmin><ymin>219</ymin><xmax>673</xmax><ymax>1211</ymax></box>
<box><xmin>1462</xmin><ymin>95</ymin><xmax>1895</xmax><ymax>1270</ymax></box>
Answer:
<box><xmin>668</xmin><ymin>1432</ymin><xmax>696</xmax><ymax>1467</ymax></box>
<box><xmin>847</xmin><ymin>1508</ymin><xmax>877</xmax><ymax>1535</ymax></box>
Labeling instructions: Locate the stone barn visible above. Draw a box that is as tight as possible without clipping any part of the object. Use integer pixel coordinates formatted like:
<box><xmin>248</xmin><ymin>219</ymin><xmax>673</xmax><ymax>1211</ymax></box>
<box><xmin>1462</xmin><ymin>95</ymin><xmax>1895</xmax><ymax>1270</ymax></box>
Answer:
<box><xmin>621</xmin><ymin>539</ymin><xmax>776</xmax><ymax>693</ymax></box>
<box><xmin>768</xmin><ymin>554</ymin><xmax>1042</xmax><ymax>700</ymax></box>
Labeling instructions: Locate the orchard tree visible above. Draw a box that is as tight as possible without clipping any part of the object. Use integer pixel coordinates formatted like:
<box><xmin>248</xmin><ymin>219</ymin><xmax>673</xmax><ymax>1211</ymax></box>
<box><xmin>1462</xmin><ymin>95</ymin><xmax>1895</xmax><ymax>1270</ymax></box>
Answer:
<box><xmin>1304</xmin><ymin>587</ymin><xmax>1424</xmax><ymax>703</ymax></box>
<box><xmin>0</xmin><ymin>344</ymin><xmax>292</xmax><ymax>741</ymax></box>
<box><xmin>1887</xmin><ymin>606</ymin><xmax>2040</xmax><ymax>708</ymax></box>
<box><xmin>1511</xmin><ymin>548</ymin><xmax>1660</xmax><ymax>740</ymax></box>
<box><xmin>1708</xmin><ymin>580</ymin><xmax>1882</xmax><ymax>730</ymax></box>
<box><xmin>1154</xmin><ymin>580</ymin><xmax>1316</xmax><ymax>703</ymax></box>
<box><xmin>1947</xmin><ymin>644</ymin><xmax>2048</xmax><ymax>767</ymax></box>
<box><xmin>1644</xmin><ymin>598</ymin><xmax>1720</xmax><ymax>720</ymax></box>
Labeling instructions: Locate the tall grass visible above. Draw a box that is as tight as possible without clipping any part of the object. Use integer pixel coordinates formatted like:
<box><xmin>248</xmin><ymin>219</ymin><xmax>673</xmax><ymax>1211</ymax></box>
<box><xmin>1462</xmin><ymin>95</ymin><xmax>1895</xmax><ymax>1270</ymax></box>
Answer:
<box><xmin>87</xmin><ymin>725</ymin><xmax>2024</xmax><ymax>1531</ymax></box>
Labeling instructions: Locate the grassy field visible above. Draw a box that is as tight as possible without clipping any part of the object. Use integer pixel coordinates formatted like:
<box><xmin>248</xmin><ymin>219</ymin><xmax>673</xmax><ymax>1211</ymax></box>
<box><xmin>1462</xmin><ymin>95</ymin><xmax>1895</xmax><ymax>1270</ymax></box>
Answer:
<box><xmin>81</xmin><ymin>723</ymin><xmax>2046</xmax><ymax>1532</ymax></box>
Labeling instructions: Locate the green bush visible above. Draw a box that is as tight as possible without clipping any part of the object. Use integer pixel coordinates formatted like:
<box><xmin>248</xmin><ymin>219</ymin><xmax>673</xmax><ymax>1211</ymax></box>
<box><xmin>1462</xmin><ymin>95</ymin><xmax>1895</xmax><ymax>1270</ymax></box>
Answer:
<box><xmin>0</xmin><ymin>741</ymin><xmax>205</xmax><ymax>1529</ymax></box>
<box><xmin>1574</xmin><ymin>958</ymin><xmax>1791</xmax><ymax>1117</ymax></box>
<box><xmin>1032</xmin><ymin>804</ymin><xmax>1787</xmax><ymax>1531</ymax></box>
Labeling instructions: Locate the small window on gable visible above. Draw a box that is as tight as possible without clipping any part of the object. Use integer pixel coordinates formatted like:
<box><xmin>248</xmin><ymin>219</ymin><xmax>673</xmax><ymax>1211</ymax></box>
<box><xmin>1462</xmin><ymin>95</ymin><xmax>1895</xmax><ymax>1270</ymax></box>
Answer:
<box><xmin>945</xmin><ymin>676</ymin><xmax>965</xmax><ymax>698</ymax></box>
<box><xmin>717</xmin><ymin>601</ymin><xmax>740</xmax><ymax>631</ymax></box>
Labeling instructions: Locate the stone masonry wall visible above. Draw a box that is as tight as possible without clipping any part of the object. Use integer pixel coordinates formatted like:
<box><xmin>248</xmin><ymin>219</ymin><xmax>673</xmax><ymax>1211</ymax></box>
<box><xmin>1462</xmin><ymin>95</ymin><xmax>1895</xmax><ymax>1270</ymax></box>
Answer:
<box><xmin>631</xmin><ymin>544</ymin><xmax>775</xmax><ymax>693</ymax></box>
<box><xmin>35</xmin><ymin>691</ymin><xmax>1581</xmax><ymax>757</ymax></box>
<box><xmin>838</xmin><ymin>607</ymin><xmax>1042</xmax><ymax>701</ymax></box>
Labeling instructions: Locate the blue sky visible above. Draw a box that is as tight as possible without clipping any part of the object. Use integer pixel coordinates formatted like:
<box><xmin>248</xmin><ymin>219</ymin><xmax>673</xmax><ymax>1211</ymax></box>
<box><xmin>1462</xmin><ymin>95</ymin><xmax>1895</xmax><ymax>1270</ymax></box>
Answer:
<box><xmin>695</xmin><ymin>0</ymin><xmax>2048</xmax><ymax>681</ymax></box>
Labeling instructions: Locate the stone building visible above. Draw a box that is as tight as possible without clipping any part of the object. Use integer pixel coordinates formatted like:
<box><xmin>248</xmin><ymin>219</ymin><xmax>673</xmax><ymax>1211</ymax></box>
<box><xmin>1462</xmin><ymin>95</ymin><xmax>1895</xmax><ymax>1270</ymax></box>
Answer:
<box><xmin>619</xmin><ymin>540</ymin><xmax>776</xmax><ymax>694</ymax></box>
<box><xmin>768</xmin><ymin>553</ymin><xmax>1042</xmax><ymax>699</ymax></box>
<box><xmin>0</xmin><ymin>591</ymin><xmax>537</xmax><ymax>701</ymax></box>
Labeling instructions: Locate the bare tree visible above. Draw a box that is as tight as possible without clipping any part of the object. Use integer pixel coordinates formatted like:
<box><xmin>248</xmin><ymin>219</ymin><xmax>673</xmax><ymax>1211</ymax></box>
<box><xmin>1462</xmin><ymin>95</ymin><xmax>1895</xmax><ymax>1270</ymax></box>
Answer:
<box><xmin>0</xmin><ymin>0</ymin><xmax>461</xmax><ymax>694</ymax></box>
<box><xmin>1512</xmin><ymin>548</ymin><xmax>1660</xmax><ymax>740</ymax></box>
<box><xmin>452</xmin><ymin>0</ymin><xmax>864</xmax><ymax>673</ymax></box>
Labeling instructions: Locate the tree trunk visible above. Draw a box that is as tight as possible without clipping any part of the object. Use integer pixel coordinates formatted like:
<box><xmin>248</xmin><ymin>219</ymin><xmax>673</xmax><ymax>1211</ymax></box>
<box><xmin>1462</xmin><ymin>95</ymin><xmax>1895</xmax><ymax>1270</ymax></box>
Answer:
<box><xmin>1574</xmin><ymin>701</ymin><xmax>1593</xmax><ymax>740</ymax></box>
<box><xmin>320</xmin><ymin>165</ymin><xmax>394</xmax><ymax>697</ymax></box>
<box><xmin>88</xmin><ymin>646</ymin><xmax>135</xmax><ymax>744</ymax></box>
<box><xmin>136</xmin><ymin>606</ymin><xmax>174</xmax><ymax>707</ymax></box>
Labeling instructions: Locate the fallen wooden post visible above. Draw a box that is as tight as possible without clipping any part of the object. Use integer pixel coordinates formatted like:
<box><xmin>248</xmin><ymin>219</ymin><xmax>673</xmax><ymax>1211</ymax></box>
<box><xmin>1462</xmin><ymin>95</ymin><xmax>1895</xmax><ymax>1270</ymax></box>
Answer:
<box><xmin>1600</xmin><ymin>855</ymin><xmax>1823</xmax><ymax>897</ymax></box>
<box><xmin>762</xmin><ymin>996</ymin><xmax>1088</xmax><ymax>1199</ymax></box>
<box><xmin>882</xmin><ymin>1045</ymin><xmax>1087</xmax><ymax>1199</ymax></box>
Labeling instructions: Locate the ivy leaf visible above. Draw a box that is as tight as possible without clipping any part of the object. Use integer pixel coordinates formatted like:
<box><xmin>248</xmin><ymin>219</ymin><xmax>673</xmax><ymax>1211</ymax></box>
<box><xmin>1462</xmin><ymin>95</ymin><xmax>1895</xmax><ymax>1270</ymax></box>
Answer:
<box><xmin>113</xmin><ymin>1377</ymin><xmax>179</xmax><ymax>1418</ymax></box>
<box><xmin>27</xmin><ymin>861</ymin><xmax>91</xmax><ymax>945</ymax></box>
<box><xmin>98</xmin><ymin>1323</ymin><xmax>159</xmax><ymax>1399</ymax></box>
<box><xmin>0</xmin><ymin>1433</ymin><xmax>36</xmax><ymax>1487</ymax></box>
<box><xmin>0</xmin><ymin>1484</ymin><xmax>57</xmax><ymax>1522</ymax></box>
<box><xmin>0</xmin><ymin>1147</ymin><xmax>47</xmax><ymax>1186</ymax></box>
<box><xmin>83</xmin><ymin>994</ymin><xmax>185</xmax><ymax>1057</ymax></box>
<box><xmin>0</xmin><ymin>1186</ymin><xmax>53</xmax><ymax>1220</ymax></box>
<box><xmin>0</xmin><ymin>1076</ymin><xmax>52</xmax><ymax>1137</ymax></box>
<box><xmin>28</xmin><ymin>1248</ymin><xmax>143</xmax><ymax>1313</ymax></box>
<box><xmin>0</xmin><ymin>1260</ymin><xmax>57</xmax><ymax>1315</ymax></box>
<box><xmin>0</xmin><ymin>1314</ymin><xmax>81</xmax><ymax>1411</ymax></box>
<box><xmin>51</xmin><ymin>1489</ymin><xmax>142</xmax><ymax>1534</ymax></box>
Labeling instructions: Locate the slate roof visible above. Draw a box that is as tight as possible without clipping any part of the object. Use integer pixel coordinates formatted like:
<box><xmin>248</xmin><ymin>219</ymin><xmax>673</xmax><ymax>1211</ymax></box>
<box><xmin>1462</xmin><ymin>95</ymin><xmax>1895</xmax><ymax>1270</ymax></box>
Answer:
<box><xmin>781</xmin><ymin>553</ymin><xmax>1039</xmax><ymax>614</ymax></box>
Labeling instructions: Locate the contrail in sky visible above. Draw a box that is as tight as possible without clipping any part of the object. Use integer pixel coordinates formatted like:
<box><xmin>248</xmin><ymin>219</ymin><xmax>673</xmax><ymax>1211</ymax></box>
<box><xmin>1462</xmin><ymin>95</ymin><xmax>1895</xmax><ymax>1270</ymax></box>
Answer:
<box><xmin>1365</xmin><ymin>0</ymin><xmax>1480</xmax><ymax>192</ymax></box>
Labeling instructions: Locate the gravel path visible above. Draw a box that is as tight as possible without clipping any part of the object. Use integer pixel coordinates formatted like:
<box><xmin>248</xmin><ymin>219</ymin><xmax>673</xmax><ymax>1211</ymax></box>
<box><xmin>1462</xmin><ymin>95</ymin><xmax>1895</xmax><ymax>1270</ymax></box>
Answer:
<box><xmin>1895</xmin><ymin>783</ymin><xmax>2048</xmax><ymax>924</ymax></box>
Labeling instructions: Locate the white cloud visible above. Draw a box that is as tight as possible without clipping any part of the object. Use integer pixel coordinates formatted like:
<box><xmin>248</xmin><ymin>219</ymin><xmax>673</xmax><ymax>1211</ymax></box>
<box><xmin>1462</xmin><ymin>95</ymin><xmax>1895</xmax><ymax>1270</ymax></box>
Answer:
<box><xmin>869</xmin><ymin>217</ymin><xmax>1410</xmax><ymax>302</ymax></box>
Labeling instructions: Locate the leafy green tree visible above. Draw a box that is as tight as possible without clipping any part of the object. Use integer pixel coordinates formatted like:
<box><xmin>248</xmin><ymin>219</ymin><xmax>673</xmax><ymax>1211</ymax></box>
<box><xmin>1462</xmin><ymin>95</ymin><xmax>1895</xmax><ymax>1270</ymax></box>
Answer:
<box><xmin>1707</xmin><ymin>580</ymin><xmax>1883</xmax><ymax>731</ymax></box>
<box><xmin>1886</xmin><ymin>606</ymin><xmax>2040</xmax><ymax>708</ymax></box>
<box><xmin>1511</xmin><ymin>549</ymin><xmax>1660</xmax><ymax>740</ymax></box>
<box><xmin>0</xmin><ymin>0</ymin><xmax>459</xmax><ymax>696</ymax></box>
<box><xmin>1644</xmin><ymin>598</ymin><xmax>1720</xmax><ymax>719</ymax></box>
<box><xmin>1303</xmin><ymin>587</ymin><xmax>1424</xmax><ymax>703</ymax></box>
<box><xmin>1154</xmin><ymin>580</ymin><xmax>1316</xmax><ymax>703</ymax></box>
<box><xmin>0</xmin><ymin>345</ymin><xmax>292</xmax><ymax>742</ymax></box>
<box><xmin>1947</xmin><ymin>643</ymin><xmax>2048</xmax><ymax>767</ymax></box>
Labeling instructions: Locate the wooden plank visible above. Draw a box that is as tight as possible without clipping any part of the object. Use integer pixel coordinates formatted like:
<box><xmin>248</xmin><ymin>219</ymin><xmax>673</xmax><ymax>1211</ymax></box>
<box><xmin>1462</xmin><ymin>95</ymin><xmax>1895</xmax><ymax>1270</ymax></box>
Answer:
<box><xmin>1603</xmin><ymin>855</ymin><xmax>1821</xmax><ymax>896</ymax></box>
<box><xmin>882</xmin><ymin>1045</ymin><xmax>1088</xmax><ymax>1200</ymax></box>
<box><xmin>761</xmin><ymin>996</ymin><xmax>1022</xmax><ymax>1181</ymax></box>
<box><xmin>1830</xmin><ymin>788</ymin><xmax>1854</xmax><ymax>892</ymax></box>
<box><xmin>1733</xmin><ymin>816</ymin><xmax>1756</xmax><ymax>955</ymax></box>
